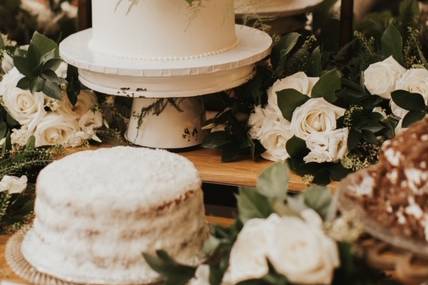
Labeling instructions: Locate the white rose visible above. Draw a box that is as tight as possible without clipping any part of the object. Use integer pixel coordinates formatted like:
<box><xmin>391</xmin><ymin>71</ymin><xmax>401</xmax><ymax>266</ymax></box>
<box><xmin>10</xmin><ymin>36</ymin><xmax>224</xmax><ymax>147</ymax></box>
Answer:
<box><xmin>248</xmin><ymin>105</ymin><xmax>283</xmax><ymax>139</ymax></box>
<box><xmin>34</xmin><ymin>113</ymin><xmax>81</xmax><ymax>147</ymax></box>
<box><xmin>304</xmin><ymin>128</ymin><xmax>349</xmax><ymax>163</ymax></box>
<box><xmin>259</xmin><ymin>121</ymin><xmax>293</xmax><ymax>162</ymax></box>
<box><xmin>363</xmin><ymin>56</ymin><xmax>406</xmax><ymax>99</ymax></box>
<box><xmin>228</xmin><ymin>212</ymin><xmax>339</xmax><ymax>284</ymax></box>
<box><xmin>267</xmin><ymin>210</ymin><xmax>340</xmax><ymax>285</ymax></box>
<box><xmin>228</xmin><ymin>218</ymin><xmax>272</xmax><ymax>283</ymax></box>
<box><xmin>396</xmin><ymin>68</ymin><xmax>428</xmax><ymax>98</ymax></box>
<box><xmin>1</xmin><ymin>52</ymin><xmax>14</xmax><ymax>74</ymax></box>
<box><xmin>267</xmin><ymin>72</ymin><xmax>319</xmax><ymax>115</ymax></box>
<box><xmin>188</xmin><ymin>265</ymin><xmax>211</xmax><ymax>285</ymax></box>
<box><xmin>0</xmin><ymin>175</ymin><xmax>28</xmax><ymax>194</ymax></box>
<box><xmin>290</xmin><ymin>98</ymin><xmax>345</xmax><ymax>140</ymax></box>
<box><xmin>10</xmin><ymin>127</ymin><xmax>33</xmax><ymax>147</ymax></box>
<box><xmin>0</xmin><ymin>67</ymin><xmax>21</xmax><ymax>95</ymax></box>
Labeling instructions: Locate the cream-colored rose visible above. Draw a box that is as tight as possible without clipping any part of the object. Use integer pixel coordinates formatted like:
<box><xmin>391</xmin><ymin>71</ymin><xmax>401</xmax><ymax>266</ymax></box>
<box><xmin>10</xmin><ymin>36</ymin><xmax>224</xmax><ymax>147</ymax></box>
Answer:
<box><xmin>34</xmin><ymin>113</ymin><xmax>81</xmax><ymax>147</ymax></box>
<box><xmin>363</xmin><ymin>56</ymin><xmax>406</xmax><ymax>99</ymax></box>
<box><xmin>290</xmin><ymin>98</ymin><xmax>345</xmax><ymax>140</ymax></box>
<box><xmin>304</xmin><ymin>128</ymin><xmax>349</xmax><ymax>163</ymax></box>
<box><xmin>396</xmin><ymin>68</ymin><xmax>428</xmax><ymax>98</ymax></box>
<box><xmin>228</xmin><ymin>218</ymin><xmax>272</xmax><ymax>283</ymax></box>
<box><xmin>267</xmin><ymin>210</ymin><xmax>340</xmax><ymax>285</ymax></box>
<box><xmin>259</xmin><ymin>121</ymin><xmax>293</xmax><ymax>162</ymax></box>
<box><xmin>228</xmin><ymin>212</ymin><xmax>339</xmax><ymax>284</ymax></box>
<box><xmin>0</xmin><ymin>175</ymin><xmax>28</xmax><ymax>194</ymax></box>
<box><xmin>1</xmin><ymin>52</ymin><xmax>14</xmax><ymax>74</ymax></box>
<box><xmin>267</xmin><ymin>72</ymin><xmax>319</xmax><ymax>115</ymax></box>
<box><xmin>248</xmin><ymin>105</ymin><xmax>284</xmax><ymax>139</ymax></box>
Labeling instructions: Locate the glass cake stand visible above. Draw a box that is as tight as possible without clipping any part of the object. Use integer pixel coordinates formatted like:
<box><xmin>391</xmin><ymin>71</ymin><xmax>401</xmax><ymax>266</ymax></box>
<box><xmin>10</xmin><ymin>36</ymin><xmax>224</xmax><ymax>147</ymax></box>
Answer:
<box><xmin>6</xmin><ymin>226</ymin><xmax>162</xmax><ymax>285</ymax></box>
<box><xmin>338</xmin><ymin>169</ymin><xmax>428</xmax><ymax>258</ymax></box>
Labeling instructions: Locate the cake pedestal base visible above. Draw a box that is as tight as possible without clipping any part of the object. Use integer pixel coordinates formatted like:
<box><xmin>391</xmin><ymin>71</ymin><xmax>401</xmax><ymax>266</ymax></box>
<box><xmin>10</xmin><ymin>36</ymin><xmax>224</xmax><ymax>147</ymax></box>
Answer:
<box><xmin>126</xmin><ymin>97</ymin><xmax>206</xmax><ymax>148</ymax></box>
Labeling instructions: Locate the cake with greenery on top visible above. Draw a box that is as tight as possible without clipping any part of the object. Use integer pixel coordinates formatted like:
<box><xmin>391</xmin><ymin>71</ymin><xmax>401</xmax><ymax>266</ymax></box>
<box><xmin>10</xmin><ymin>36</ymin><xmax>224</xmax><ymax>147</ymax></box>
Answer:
<box><xmin>21</xmin><ymin>147</ymin><xmax>209</xmax><ymax>284</ymax></box>
<box><xmin>89</xmin><ymin>0</ymin><xmax>238</xmax><ymax>60</ymax></box>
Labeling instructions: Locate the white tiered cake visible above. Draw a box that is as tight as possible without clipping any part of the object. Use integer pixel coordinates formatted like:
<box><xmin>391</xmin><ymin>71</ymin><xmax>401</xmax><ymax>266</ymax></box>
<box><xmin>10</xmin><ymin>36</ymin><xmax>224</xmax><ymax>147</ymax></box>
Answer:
<box><xmin>90</xmin><ymin>0</ymin><xmax>238</xmax><ymax>59</ymax></box>
<box><xmin>22</xmin><ymin>147</ymin><xmax>208</xmax><ymax>284</ymax></box>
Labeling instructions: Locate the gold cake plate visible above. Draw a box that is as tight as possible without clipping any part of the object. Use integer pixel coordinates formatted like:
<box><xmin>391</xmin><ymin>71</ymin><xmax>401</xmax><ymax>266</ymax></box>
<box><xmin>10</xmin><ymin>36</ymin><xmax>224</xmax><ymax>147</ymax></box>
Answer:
<box><xmin>5</xmin><ymin>227</ymin><xmax>161</xmax><ymax>285</ymax></box>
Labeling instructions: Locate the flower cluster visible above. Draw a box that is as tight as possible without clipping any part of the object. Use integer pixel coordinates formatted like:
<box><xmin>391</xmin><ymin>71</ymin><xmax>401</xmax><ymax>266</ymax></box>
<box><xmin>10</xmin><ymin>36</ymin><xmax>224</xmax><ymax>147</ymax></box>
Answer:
<box><xmin>0</xmin><ymin>66</ymin><xmax>103</xmax><ymax>148</ymax></box>
<box><xmin>364</xmin><ymin>56</ymin><xmax>428</xmax><ymax>131</ymax></box>
<box><xmin>249</xmin><ymin>72</ymin><xmax>348</xmax><ymax>164</ymax></box>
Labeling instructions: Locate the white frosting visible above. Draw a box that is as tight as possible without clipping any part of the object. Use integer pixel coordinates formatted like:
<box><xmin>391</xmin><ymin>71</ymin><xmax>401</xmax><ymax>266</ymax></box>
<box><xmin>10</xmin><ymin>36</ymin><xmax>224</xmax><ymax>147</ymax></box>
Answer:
<box><xmin>90</xmin><ymin>0</ymin><xmax>238</xmax><ymax>60</ymax></box>
<box><xmin>22</xmin><ymin>147</ymin><xmax>208</xmax><ymax>284</ymax></box>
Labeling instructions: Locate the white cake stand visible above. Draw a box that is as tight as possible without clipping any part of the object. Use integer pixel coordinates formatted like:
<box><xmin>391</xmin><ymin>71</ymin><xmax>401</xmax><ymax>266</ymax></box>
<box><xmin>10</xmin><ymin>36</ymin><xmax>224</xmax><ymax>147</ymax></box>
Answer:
<box><xmin>60</xmin><ymin>25</ymin><xmax>272</xmax><ymax>149</ymax></box>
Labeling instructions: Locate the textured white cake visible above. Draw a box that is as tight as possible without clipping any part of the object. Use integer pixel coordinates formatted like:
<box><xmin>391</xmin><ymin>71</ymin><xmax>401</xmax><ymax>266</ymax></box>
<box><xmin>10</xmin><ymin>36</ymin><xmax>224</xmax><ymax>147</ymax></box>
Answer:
<box><xmin>89</xmin><ymin>0</ymin><xmax>238</xmax><ymax>59</ymax></box>
<box><xmin>22</xmin><ymin>147</ymin><xmax>208</xmax><ymax>284</ymax></box>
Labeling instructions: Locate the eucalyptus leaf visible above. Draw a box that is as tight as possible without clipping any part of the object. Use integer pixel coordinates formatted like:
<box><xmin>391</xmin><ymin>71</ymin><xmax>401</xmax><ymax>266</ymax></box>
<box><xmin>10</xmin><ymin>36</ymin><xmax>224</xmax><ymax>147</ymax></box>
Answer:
<box><xmin>42</xmin><ymin>78</ymin><xmax>62</xmax><ymax>100</ymax></box>
<box><xmin>271</xmin><ymin>33</ymin><xmax>300</xmax><ymax>76</ymax></box>
<box><xmin>27</xmin><ymin>32</ymin><xmax>58</xmax><ymax>66</ymax></box>
<box><xmin>13</xmin><ymin>56</ymin><xmax>33</xmax><ymax>76</ymax></box>
<box><xmin>143</xmin><ymin>250</ymin><xmax>196</xmax><ymax>285</ymax></box>
<box><xmin>303</xmin><ymin>185</ymin><xmax>332</xmax><ymax>219</ymax></box>
<box><xmin>286</xmin><ymin>136</ymin><xmax>308</xmax><ymax>159</ymax></box>
<box><xmin>391</xmin><ymin>90</ymin><xmax>426</xmax><ymax>111</ymax></box>
<box><xmin>276</xmin><ymin>89</ymin><xmax>309</xmax><ymax>121</ymax></box>
<box><xmin>402</xmin><ymin>110</ymin><xmax>426</xmax><ymax>128</ymax></box>
<box><xmin>237</xmin><ymin>187</ymin><xmax>273</xmax><ymax>223</ymax></box>
<box><xmin>202</xmin><ymin>132</ymin><xmax>231</xmax><ymax>149</ymax></box>
<box><xmin>381</xmin><ymin>23</ymin><xmax>403</xmax><ymax>63</ymax></box>
<box><xmin>311</xmin><ymin>69</ymin><xmax>341</xmax><ymax>103</ymax></box>
<box><xmin>256</xmin><ymin>161</ymin><xmax>289</xmax><ymax>199</ymax></box>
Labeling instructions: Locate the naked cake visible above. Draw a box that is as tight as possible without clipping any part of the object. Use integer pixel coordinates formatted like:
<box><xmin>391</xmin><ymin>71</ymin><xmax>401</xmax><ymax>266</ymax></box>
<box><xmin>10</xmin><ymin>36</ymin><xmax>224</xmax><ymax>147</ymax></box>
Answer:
<box><xmin>21</xmin><ymin>146</ymin><xmax>209</xmax><ymax>284</ymax></box>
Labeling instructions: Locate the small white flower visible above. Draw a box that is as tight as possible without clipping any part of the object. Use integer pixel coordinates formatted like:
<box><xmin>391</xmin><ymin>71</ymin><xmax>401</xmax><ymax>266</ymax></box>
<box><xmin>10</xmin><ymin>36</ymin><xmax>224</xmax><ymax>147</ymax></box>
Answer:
<box><xmin>1</xmin><ymin>52</ymin><xmax>14</xmax><ymax>74</ymax></box>
<box><xmin>290</xmin><ymin>98</ymin><xmax>345</xmax><ymax>140</ymax></box>
<box><xmin>10</xmin><ymin>127</ymin><xmax>33</xmax><ymax>147</ymax></box>
<box><xmin>34</xmin><ymin>113</ymin><xmax>81</xmax><ymax>147</ymax></box>
<box><xmin>228</xmin><ymin>211</ymin><xmax>339</xmax><ymax>285</ymax></box>
<box><xmin>363</xmin><ymin>56</ymin><xmax>406</xmax><ymax>99</ymax></box>
<box><xmin>0</xmin><ymin>175</ymin><xmax>28</xmax><ymax>194</ymax></box>
<box><xmin>267</xmin><ymin>72</ymin><xmax>319</xmax><ymax>115</ymax></box>
<box><xmin>304</xmin><ymin>128</ymin><xmax>349</xmax><ymax>163</ymax></box>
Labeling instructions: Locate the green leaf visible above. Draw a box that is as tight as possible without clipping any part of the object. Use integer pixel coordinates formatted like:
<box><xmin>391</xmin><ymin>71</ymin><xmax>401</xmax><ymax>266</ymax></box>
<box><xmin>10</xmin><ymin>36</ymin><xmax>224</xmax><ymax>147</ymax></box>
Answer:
<box><xmin>256</xmin><ymin>161</ymin><xmax>289</xmax><ymax>199</ymax></box>
<box><xmin>391</xmin><ymin>90</ymin><xmax>426</xmax><ymax>111</ymax></box>
<box><xmin>381</xmin><ymin>23</ymin><xmax>403</xmax><ymax>63</ymax></box>
<box><xmin>16</xmin><ymin>77</ymin><xmax>31</xmax><ymax>90</ymax></box>
<box><xmin>402</xmin><ymin>110</ymin><xmax>426</xmax><ymax>128</ymax></box>
<box><xmin>27</xmin><ymin>32</ymin><xmax>58</xmax><ymax>66</ymax></box>
<box><xmin>271</xmin><ymin>33</ymin><xmax>301</xmax><ymax>76</ymax></box>
<box><xmin>30</xmin><ymin>77</ymin><xmax>45</xmax><ymax>93</ymax></box>
<box><xmin>276</xmin><ymin>89</ymin><xmax>309</xmax><ymax>121</ymax></box>
<box><xmin>311</xmin><ymin>69</ymin><xmax>341</xmax><ymax>103</ymax></box>
<box><xmin>0</xmin><ymin>121</ymin><xmax>7</xmax><ymax>139</ymax></box>
<box><xmin>13</xmin><ymin>56</ymin><xmax>33</xmax><ymax>76</ymax></box>
<box><xmin>286</xmin><ymin>136</ymin><xmax>309</xmax><ymax>159</ymax></box>
<box><xmin>143</xmin><ymin>250</ymin><xmax>196</xmax><ymax>285</ymax></box>
<box><xmin>66</xmin><ymin>65</ymin><xmax>81</xmax><ymax>105</ymax></box>
<box><xmin>303</xmin><ymin>185</ymin><xmax>332</xmax><ymax>219</ymax></box>
<box><xmin>308</xmin><ymin>46</ymin><xmax>322</xmax><ymax>76</ymax></box>
<box><xmin>237</xmin><ymin>187</ymin><xmax>273</xmax><ymax>223</ymax></box>
<box><xmin>202</xmin><ymin>132</ymin><xmax>231</xmax><ymax>149</ymax></box>
<box><xmin>42</xmin><ymin>79</ymin><xmax>62</xmax><ymax>100</ymax></box>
